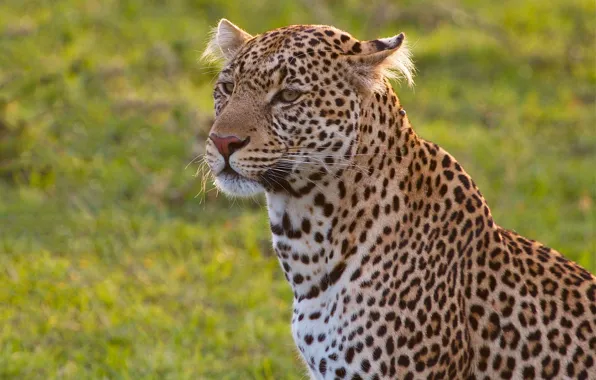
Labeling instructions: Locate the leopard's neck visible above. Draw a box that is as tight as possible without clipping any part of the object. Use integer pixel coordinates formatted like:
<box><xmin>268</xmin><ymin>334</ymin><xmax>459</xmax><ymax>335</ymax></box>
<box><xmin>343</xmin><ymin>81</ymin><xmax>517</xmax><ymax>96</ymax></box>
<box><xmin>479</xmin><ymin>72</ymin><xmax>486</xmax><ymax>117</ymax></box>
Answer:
<box><xmin>265</xmin><ymin>82</ymin><xmax>418</xmax><ymax>301</ymax></box>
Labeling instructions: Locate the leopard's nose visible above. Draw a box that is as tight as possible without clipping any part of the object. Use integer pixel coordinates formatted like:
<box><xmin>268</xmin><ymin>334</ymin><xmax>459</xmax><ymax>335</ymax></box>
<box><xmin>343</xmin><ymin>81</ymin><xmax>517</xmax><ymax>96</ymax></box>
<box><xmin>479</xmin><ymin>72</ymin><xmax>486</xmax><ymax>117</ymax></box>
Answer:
<box><xmin>208</xmin><ymin>134</ymin><xmax>250</xmax><ymax>161</ymax></box>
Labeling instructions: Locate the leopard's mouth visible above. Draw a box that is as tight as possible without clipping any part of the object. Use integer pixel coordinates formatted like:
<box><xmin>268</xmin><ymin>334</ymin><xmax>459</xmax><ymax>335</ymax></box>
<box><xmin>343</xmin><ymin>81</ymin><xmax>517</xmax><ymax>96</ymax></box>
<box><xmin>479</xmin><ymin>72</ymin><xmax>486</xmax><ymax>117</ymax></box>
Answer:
<box><xmin>221</xmin><ymin>164</ymin><xmax>241</xmax><ymax>177</ymax></box>
<box><xmin>210</xmin><ymin>153</ymin><xmax>294</xmax><ymax>196</ymax></box>
<box><xmin>213</xmin><ymin>172</ymin><xmax>264</xmax><ymax>197</ymax></box>
<box><xmin>212</xmin><ymin>163</ymin><xmax>264</xmax><ymax>197</ymax></box>
<box><xmin>215</xmin><ymin>163</ymin><xmax>254</xmax><ymax>183</ymax></box>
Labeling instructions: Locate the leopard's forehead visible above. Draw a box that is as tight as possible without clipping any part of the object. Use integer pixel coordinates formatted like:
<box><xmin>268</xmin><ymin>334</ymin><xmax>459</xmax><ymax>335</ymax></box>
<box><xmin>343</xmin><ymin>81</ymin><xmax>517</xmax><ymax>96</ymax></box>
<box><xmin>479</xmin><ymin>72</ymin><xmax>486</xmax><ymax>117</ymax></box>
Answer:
<box><xmin>229</xmin><ymin>25</ymin><xmax>360</xmax><ymax>74</ymax></box>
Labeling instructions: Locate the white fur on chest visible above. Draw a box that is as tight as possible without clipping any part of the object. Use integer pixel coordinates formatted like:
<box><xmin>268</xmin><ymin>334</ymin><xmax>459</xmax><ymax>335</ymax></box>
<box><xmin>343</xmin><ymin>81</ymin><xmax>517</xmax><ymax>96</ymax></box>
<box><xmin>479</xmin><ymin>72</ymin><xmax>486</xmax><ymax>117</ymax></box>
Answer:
<box><xmin>265</xmin><ymin>192</ymin><xmax>389</xmax><ymax>379</ymax></box>
<box><xmin>291</xmin><ymin>290</ymin><xmax>343</xmax><ymax>378</ymax></box>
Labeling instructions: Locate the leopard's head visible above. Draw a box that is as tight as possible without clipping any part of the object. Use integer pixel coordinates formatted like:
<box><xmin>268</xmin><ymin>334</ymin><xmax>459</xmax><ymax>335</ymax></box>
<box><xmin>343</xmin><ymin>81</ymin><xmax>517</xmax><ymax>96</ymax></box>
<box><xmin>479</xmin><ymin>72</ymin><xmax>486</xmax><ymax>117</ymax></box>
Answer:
<box><xmin>203</xmin><ymin>19</ymin><xmax>414</xmax><ymax>196</ymax></box>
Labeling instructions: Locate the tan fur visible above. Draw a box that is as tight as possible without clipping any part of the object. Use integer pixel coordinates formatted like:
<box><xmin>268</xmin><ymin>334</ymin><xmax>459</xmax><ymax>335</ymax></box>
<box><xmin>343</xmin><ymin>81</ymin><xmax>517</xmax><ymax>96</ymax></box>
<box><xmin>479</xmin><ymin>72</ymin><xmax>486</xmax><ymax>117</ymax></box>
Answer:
<box><xmin>203</xmin><ymin>21</ymin><xmax>596</xmax><ymax>380</ymax></box>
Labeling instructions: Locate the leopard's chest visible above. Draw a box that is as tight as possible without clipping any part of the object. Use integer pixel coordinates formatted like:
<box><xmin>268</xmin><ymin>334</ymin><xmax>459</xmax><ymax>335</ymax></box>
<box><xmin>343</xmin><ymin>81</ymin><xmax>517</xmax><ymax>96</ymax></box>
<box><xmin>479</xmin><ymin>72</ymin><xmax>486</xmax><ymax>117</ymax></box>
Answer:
<box><xmin>291</xmin><ymin>287</ymin><xmax>352</xmax><ymax>379</ymax></box>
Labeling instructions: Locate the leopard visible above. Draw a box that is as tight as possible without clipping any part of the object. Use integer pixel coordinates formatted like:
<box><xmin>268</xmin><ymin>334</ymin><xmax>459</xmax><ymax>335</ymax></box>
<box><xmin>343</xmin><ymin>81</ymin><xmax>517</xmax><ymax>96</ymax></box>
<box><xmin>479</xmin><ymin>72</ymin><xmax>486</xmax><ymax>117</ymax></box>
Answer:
<box><xmin>202</xmin><ymin>19</ymin><xmax>596</xmax><ymax>380</ymax></box>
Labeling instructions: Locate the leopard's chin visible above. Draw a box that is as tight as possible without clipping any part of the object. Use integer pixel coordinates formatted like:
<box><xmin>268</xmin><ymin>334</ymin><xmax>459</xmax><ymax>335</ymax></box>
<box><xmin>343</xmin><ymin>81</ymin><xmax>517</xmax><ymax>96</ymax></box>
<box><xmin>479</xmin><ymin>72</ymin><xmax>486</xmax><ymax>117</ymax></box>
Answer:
<box><xmin>213</xmin><ymin>171</ymin><xmax>264</xmax><ymax>197</ymax></box>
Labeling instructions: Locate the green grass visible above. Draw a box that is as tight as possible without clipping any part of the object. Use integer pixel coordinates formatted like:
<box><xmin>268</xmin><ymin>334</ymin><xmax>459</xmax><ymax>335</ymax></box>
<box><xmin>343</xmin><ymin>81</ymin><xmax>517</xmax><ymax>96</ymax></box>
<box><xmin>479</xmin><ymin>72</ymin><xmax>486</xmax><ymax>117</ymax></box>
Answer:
<box><xmin>0</xmin><ymin>0</ymin><xmax>595</xmax><ymax>378</ymax></box>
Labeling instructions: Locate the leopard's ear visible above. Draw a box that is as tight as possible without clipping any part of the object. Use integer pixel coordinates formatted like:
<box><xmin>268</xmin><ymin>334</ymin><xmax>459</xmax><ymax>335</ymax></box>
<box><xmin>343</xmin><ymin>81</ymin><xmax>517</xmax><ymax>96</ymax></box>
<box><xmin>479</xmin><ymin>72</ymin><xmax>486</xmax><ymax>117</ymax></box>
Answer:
<box><xmin>343</xmin><ymin>33</ymin><xmax>415</xmax><ymax>92</ymax></box>
<box><xmin>202</xmin><ymin>19</ymin><xmax>253</xmax><ymax>63</ymax></box>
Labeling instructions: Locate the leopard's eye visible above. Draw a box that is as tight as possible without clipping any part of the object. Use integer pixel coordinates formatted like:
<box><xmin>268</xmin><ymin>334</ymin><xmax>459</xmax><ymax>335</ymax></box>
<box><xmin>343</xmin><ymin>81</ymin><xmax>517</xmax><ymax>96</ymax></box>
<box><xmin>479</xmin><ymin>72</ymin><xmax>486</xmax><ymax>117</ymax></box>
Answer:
<box><xmin>275</xmin><ymin>89</ymin><xmax>302</xmax><ymax>103</ymax></box>
<box><xmin>219</xmin><ymin>82</ymin><xmax>235</xmax><ymax>95</ymax></box>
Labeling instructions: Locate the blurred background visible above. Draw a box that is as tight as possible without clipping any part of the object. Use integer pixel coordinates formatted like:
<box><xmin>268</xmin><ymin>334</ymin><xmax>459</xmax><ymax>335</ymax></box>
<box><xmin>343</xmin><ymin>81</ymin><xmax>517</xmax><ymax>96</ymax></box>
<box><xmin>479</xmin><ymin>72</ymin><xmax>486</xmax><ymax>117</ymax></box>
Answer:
<box><xmin>0</xmin><ymin>0</ymin><xmax>594</xmax><ymax>378</ymax></box>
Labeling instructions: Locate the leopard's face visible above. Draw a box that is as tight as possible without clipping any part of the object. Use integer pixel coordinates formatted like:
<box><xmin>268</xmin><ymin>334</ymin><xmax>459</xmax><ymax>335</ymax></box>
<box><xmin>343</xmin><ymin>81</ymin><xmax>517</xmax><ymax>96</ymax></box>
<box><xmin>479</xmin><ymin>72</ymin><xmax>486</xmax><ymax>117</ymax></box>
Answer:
<box><xmin>205</xmin><ymin>26</ymin><xmax>364</xmax><ymax>197</ymax></box>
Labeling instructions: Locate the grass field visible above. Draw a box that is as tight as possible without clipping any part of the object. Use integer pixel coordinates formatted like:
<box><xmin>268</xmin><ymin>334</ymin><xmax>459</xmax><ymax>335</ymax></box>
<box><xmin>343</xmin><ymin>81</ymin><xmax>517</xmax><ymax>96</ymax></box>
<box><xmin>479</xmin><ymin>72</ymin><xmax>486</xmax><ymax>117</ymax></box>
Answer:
<box><xmin>1</xmin><ymin>0</ymin><xmax>595</xmax><ymax>378</ymax></box>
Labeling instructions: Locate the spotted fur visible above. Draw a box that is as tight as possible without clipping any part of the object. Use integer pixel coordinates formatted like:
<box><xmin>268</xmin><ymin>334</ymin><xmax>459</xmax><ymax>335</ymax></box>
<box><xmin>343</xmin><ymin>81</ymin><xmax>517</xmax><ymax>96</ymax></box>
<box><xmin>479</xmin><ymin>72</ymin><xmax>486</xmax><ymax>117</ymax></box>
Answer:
<box><xmin>204</xmin><ymin>20</ymin><xmax>596</xmax><ymax>380</ymax></box>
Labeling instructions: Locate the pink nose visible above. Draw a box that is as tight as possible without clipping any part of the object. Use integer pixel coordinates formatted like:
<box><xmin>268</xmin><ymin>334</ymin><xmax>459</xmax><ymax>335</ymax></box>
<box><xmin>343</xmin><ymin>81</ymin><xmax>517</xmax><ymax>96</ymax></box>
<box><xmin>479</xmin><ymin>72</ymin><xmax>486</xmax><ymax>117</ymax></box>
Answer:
<box><xmin>209</xmin><ymin>134</ymin><xmax>250</xmax><ymax>160</ymax></box>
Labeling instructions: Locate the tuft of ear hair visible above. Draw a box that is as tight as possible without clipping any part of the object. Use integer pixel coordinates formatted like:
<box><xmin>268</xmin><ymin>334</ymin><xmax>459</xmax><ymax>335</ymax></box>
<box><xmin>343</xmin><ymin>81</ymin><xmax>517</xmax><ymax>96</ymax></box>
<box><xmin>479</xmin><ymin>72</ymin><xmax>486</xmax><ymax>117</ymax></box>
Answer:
<box><xmin>201</xmin><ymin>19</ymin><xmax>253</xmax><ymax>64</ymax></box>
<box><xmin>343</xmin><ymin>32</ymin><xmax>415</xmax><ymax>93</ymax></box>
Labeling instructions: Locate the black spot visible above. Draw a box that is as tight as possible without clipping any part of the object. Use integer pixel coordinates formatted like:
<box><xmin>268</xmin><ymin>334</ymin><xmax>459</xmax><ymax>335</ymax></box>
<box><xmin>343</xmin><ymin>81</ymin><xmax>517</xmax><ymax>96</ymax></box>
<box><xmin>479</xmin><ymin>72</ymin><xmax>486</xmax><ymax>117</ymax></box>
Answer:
<box><xmin>373</xmin><ymin>346</ymin><xmax>382</xmax><ymax>360</ymax></box>
<box><xmin>301</xmin><ymin>219</ymin><xmax>311</xmax><ymax>234</ymax></box>
<box><xmin>305</xmin><ymin>286</ymin><xmax>320</xmax><ymax>299</ymax></box>
<box><xmin>458</xmin><ymin>174</ymin><xmax>471</xmax><ymax>189</ymax></box>
<box><xmin>386</xmin><ymin>336</ymin><xmax>395</xmax><ymax>355</ymax></box>
<box><xmin>270</xmin><ymin>223</ymin><xmax>283</xmax><ymax>235</ymax></box>
<box><xmin>345</xmin><ymin>347</ymin><xmax>355</xmax><ymax>363</ymax></box>
<box><xmin>361</xmin><ymin>359</ymin><xmax>371</xmax><ymax>372</ymax></box>
<box><xmin>350</xmin><ymin>268</ymin><xmax>362</xmax><ymax>281</ymax></box>
<box><xmin>324</xmin><ymin>204</ymin><xmax>334</xmax><ymax>217</ymax></box>
<box><xmin>371</xmin><ymin>39</ymin><xmax>387</xmax><ymax>51</ymax></box>
<box><xmin>442</xmin><ymin>155</ymin><xmax>451</xmax><ymax>168</ymax></box>
<box><xmin>454</xmin><ymin>186</ymin><xmax>465</xmax><ymax>204</ymax></box>
<box><xmin>329</xmin><ymin>261</ymin><xmax>347</xmax><ymax>285</ymax></box>
<box><xmin>319</xmin><ymin>358</ymin><xmax>327</xmax><ymax>374</ymax></box>
<box><xmin>398</xmin><ymin>355</ymin><xmax>410</xmax><ymax>367</ymax></box>
<box><xmin>338</xmin><ymin>181</ymin><xmax>347</xmax><ymax>198</ymax></box>
<box><xmin>314</xmin><ymin>193</ymin><xmax>326</xmax><ymax>206</ymax></box>
<box><xmin>439</xmin><ymin>184</ymin><xmax>448</xmax><ymax>197</ymax></box>
<box><xmin>522</xmin><ymin>366</ymin><xmax>535</xmax><ymax>378</ymax></box>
